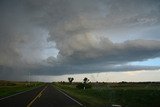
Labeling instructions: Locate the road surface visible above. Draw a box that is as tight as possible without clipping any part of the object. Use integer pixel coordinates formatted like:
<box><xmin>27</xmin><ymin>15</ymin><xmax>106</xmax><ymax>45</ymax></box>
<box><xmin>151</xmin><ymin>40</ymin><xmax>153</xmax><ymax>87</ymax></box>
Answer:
<box><xmin>0</xmin><ymin>84</ymin><xmax>83</xmax><ymax>107</ymax></box>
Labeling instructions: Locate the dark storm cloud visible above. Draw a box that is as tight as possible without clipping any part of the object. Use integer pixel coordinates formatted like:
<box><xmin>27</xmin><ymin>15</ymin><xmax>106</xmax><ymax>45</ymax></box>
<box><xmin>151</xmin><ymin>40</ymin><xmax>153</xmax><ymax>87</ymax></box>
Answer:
<box><xmin>54</xmin><ymin>39</ymin><xmax>160</xmax><ymax>65</ymax></box>
<box><xmin>0</xmin><ymin>0</ymin><xmax>160</xmax><ymax>79</ymax></box>
<box><xmin>25</xmin><ymin>64</ymin><xmax>160</xmax><ymax>76</ymax></box>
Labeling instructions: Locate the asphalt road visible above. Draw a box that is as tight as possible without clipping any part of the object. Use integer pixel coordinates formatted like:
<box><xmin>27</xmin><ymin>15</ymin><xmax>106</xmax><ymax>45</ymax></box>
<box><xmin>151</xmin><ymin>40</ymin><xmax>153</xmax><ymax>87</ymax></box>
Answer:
<box><xmin>0</xmin><ymin>84</ymin><xmax>83</xmax><ymax>107</ymax></box>
<box><xmin>31</xmin><ymin>84</ymin><xmax>82</xmax><ymax>107</ymax></box>
<box><xmin>0</xmin><ymin>85</ymin><xmax>45</xmax><ymax>107</ymax></box>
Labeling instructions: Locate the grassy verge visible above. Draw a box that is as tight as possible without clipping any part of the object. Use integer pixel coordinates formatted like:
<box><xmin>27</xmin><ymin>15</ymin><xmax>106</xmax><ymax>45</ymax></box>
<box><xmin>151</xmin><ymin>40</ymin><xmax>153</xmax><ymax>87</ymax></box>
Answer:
<box><xmin>0</xmin><ymin>81</ymin><xmax>44</xmax><ymax>98</ymax></box>
<box><xmin>54</xmin><ymin>82</ymin><xmax>160</xmax><ymax>107</ymax></box>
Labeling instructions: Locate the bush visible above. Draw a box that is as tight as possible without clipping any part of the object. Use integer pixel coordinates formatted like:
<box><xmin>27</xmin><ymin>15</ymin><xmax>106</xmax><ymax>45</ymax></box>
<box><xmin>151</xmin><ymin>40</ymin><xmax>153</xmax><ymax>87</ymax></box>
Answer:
<box><xmin>76</xmin><ymin>83</ymin><xmax>92</xmax><ymax>89</ymax></box>
<box><xmin>0</xmin><ymin>81</ymin><xmax>16</xmax><ymax>86</ymax></box>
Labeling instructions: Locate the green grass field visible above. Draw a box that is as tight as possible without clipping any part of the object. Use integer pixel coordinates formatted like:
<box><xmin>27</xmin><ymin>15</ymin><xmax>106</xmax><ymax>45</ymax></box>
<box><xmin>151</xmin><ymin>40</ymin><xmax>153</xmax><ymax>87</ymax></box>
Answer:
<box><xmin>0</xmin><ymin>80</ymin><xmax>44</xmax><ymax>98</ymax></box>
<box><xmin>54</xmin><ymin>82</ymin><xmax>160</xmax><ymax>107</ymax></box>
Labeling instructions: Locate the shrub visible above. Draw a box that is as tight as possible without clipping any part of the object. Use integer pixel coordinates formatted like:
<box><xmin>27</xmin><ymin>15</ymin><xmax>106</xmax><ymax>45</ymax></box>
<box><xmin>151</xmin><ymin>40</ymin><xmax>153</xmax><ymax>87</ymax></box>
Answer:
<box><xmin>76</xmin><ymin>83</ymin><xmax>92</xmax><ymax>89</ymax></box>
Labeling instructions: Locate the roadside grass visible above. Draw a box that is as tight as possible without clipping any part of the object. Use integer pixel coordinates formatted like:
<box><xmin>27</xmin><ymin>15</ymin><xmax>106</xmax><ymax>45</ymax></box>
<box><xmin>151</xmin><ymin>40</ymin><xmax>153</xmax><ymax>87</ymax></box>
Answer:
<box><xmin>54</xmin><ymin>82</ymin><xmax>160</xmax><ymax>107</ymax></box>
<box><xmin>0</xmin><ymin>81</ymin><xmax>44</xmax><ymax>98</ymax></box>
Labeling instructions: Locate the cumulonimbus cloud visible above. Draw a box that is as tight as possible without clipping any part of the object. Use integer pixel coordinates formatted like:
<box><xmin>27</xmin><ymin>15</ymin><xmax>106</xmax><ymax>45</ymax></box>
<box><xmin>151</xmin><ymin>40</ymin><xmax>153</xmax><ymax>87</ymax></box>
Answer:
<box><xmin>0</xmin><ymin>0</ymin><xmax>160</xmax><ymax>79</ymax></box>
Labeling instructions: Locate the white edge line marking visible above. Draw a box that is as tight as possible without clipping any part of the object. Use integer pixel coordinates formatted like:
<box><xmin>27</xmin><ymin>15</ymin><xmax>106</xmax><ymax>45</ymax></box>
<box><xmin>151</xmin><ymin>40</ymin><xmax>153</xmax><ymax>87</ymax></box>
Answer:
<box><xmin>0</xmin><ymin>85</ymin><xmax>44</xmax><ymax>101</ymax></box>
<box><xmin>55</xmin><ymin>86</ymin><xmax>83</xmax><ymax>106</ymax></box>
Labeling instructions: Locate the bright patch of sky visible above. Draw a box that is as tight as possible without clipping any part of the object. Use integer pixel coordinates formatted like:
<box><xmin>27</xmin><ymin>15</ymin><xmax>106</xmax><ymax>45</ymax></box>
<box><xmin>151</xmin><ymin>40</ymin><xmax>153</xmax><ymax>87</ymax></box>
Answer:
<box><xmin>42</xmin><ymin>48</ymin><xmax>59</xmax><ymax>59</ymax></box>
<box><xmin>31</xmin><ymin>70</ymin><xmax>160</xmax><ymax>82</ymax></box>
<box><xmin>130</xmin><ymin>58</ymin><xmax>160</xmax><ymax>66</ymax></box>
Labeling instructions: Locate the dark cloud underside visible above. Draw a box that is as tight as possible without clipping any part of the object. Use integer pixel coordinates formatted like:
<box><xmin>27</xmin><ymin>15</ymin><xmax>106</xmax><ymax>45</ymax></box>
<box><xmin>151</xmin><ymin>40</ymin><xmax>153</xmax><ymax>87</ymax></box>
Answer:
<box><xmin>0</xmin><ymin>0</ymin><xmax>160</xmax><ymax>80</ymax></box>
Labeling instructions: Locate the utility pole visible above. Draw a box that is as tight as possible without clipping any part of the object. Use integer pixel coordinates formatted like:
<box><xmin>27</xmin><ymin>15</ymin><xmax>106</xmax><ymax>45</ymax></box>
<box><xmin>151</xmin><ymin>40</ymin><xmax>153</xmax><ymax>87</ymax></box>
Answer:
<box><xmin>28</xmin><ymin>71</ymin><xmax>30</xmax><ymax>86</ymax></box>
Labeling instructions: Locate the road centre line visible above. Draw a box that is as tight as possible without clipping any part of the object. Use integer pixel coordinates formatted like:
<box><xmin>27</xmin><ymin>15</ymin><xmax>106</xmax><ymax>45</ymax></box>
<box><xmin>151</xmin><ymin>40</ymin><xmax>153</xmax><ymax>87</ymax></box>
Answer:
<box><xmin>27</xmin><ymin>85</ymin><xmax>47</xmax><ymax>107</ymax></box>
<box><xmin>0</xmin><ymin>85</ymin><xmax>44</xmax><ymax>101</ymax></box>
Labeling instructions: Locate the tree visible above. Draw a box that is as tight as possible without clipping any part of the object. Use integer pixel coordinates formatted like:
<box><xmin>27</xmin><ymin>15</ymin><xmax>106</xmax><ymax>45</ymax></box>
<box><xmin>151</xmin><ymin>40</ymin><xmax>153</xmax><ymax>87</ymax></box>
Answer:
<box><xmin>68</xmin><ymin>77</ymin><xmax>74</xmax><ymax>84</ymax></box>
<box><xmin>76</xmin><ymin>77</ymin><xmax>92</xmax><ymax>89</ymax></box>
<box><xmin>83</xmin><ymin>77</ymin><xmax>89</xmax><ymax>84</ymax></box>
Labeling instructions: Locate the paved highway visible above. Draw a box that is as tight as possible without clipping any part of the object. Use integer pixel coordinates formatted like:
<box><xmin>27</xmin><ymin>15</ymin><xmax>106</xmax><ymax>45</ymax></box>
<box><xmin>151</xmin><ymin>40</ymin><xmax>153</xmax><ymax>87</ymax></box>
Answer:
<box><xmin>0</xmin><ymin>84</ymin><xmax>83</xmax><ymax>107</ymax></box>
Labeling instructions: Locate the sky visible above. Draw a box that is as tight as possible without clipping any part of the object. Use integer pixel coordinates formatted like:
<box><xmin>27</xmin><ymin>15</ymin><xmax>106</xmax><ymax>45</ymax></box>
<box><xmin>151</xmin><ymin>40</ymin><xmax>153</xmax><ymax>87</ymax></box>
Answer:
<box><xmin>0</xmin><ymin>0</ymin><xmax>160</xmax><ymax>82</ymax></box>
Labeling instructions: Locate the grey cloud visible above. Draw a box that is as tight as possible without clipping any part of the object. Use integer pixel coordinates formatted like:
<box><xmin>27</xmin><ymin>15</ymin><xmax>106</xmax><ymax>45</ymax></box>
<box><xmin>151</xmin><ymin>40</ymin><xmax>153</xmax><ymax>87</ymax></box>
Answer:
<box><xmin>0</xmin><ymin>65</ymin><xmax>27</xmax><ymax>81</ymax></box>
<box><xmin>47</xmin><ymin>38</ymin><xmax>160</xmax><ymax>66</ymax></box>
<box><xmin>26</xmin><ymin>64</ymin><xmax>160</xmax><ymax>76</ymax></box>
<box><xmin>0</xmin><ymin>0</ymin><xmax>51</xmax><ymax>67</ymax></box>
<box><xmin>0</xmin><ymin>0</ymin><xmax>160</xmax><ymax>79</ymax></box>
